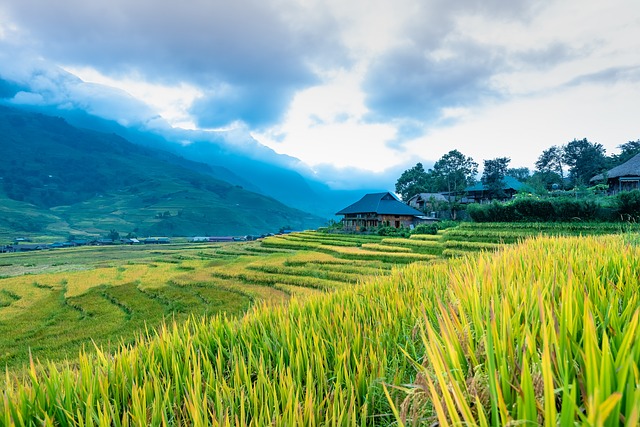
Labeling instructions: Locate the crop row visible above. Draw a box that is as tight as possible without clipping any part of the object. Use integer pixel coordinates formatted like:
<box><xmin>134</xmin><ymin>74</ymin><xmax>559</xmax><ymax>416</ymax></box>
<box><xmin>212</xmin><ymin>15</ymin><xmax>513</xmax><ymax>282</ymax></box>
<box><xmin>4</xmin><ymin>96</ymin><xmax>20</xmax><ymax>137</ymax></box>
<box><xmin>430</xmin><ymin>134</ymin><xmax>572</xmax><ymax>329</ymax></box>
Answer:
<box><xmin>4</xmin><ymin>235</ymin><xmax>638</xmax><ymax>425</ymax></box>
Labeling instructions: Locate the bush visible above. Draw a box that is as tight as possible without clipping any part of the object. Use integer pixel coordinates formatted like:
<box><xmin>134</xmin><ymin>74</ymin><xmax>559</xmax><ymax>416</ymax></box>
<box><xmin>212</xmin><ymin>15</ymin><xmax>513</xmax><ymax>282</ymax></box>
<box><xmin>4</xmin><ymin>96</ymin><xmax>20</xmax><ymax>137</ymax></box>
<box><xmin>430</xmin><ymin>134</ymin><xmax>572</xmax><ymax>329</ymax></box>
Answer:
<box><xmin>512</xmin><ymin>198</ymin><xmax>554</xmax><ymax>222</ymax></box>
<box><xmin>615</xmin><ymin>190</ymin><xmax>640</xmax><ymax>220</ymax></box>
<box><xmin>468</xmin><ymin>198</ymin><xmax>604</xmax><ymax>222</ymax></box>
<box><xmin>376</xmin><ymin>225</ymin><xmax>411</xmax><ymax>238</ymax></box>
<box><xmin>468</xmin><ymin>201</ymin><xmax>520</xmax><ymax>222</ymax></box>
<box><xmin>412</xmin><ymin>223</ymin><xmax>439</xmax><ymax>235</ymax></box>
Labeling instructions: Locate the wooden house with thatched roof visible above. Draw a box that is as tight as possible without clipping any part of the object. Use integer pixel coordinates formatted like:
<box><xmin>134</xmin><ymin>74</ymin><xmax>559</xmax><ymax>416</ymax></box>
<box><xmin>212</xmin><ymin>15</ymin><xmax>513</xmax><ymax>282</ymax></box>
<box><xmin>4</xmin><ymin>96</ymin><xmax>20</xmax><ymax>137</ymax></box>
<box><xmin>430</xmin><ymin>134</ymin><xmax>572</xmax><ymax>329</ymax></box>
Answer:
<box><xmin>336</xmin><ymin>192</ymin><xmax>427</xmax><ymax>231</ymax></box>
<box><xmin>591</xmin><ymin>153</ymin><xmax>640</xmax><ymax>193</ymax></box>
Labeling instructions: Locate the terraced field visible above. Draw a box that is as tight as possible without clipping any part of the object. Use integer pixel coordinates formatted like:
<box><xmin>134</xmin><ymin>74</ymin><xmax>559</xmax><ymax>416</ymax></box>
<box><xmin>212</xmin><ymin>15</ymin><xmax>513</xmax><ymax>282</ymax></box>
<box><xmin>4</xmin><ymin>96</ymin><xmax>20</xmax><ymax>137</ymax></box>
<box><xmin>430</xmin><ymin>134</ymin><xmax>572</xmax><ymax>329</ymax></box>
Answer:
<box><xmin>3</xmin><ymin>228</ymin><xmax>639</xmax><ymax>426</ymax></box>
<box><xmin>1</xmin><ymin>222</ymin><xmax>635</xmax><ymax>370</ymax></box>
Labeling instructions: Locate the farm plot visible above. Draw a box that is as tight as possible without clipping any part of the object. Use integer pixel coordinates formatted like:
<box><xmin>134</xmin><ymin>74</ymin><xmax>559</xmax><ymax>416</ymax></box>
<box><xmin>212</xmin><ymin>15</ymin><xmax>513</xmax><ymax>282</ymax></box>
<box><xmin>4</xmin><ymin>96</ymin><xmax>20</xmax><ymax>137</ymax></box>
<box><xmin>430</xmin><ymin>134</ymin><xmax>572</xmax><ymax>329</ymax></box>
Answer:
<box><xmin>4</xmin><ymin>234</ymin><xmax>639</xmax><ymax>425</ymax></box>
<box><xmin>0</xmin><ymin>233</ymin><xmax>420</xmax><ymax>369</ymax></box>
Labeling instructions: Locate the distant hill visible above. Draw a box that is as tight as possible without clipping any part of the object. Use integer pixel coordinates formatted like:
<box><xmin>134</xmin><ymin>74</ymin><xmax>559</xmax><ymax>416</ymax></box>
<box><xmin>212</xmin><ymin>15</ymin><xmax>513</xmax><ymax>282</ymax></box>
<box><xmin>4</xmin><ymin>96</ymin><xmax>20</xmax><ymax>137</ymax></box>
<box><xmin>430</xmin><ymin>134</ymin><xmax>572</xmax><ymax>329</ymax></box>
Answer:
<box><xmin>4</xmin><ymin>101</ymin><xmax>380</xmax><ymax>219</ymax></box>
<box><xmin>0</xmin><ymin>106</ymin><xmax>326</xmax><ymax>240</ymax></box>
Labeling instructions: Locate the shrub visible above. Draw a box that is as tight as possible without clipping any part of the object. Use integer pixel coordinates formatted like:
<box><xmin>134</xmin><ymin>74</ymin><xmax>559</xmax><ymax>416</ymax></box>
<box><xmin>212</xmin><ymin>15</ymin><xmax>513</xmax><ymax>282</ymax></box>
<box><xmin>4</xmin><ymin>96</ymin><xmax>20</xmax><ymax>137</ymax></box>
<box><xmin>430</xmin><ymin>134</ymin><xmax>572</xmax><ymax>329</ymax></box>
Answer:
<box><xmin>512</xmin><ymin>198</ymin><xmax>554</xmax><ymax>221</ymax></box>
<box><xmin>376</xmin><ymin>225</ymin><xmax>411</xmax><ymax>238</ymax></box>
<box><xmin>615</xmin><ymin>190</ymin><xmax>640</xmax><ymax>220</ymax></box>
<box><xmin>469</xmin><ymin>198</ymin><xmax>604</xmax><ymax>222</ymax></box>
<box><xmin>412</xmin><ymin>223</ymin><xmax>439</xmax><ymax>235</ymax></box>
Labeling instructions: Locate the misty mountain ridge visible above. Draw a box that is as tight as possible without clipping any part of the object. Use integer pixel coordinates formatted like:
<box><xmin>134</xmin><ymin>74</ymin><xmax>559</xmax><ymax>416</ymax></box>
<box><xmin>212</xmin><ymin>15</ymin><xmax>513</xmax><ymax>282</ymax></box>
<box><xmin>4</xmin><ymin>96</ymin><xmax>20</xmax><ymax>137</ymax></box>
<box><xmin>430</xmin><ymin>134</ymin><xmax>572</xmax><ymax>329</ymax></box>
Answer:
<box><xmin>0</xmin><ymin>105</ymin><xmax>326</xmax><ymax>239</ymax></box>
<box><xmin>0</xmin><ymin>68</ymin><xmax>386</xmax><ymax>219</ymax></box>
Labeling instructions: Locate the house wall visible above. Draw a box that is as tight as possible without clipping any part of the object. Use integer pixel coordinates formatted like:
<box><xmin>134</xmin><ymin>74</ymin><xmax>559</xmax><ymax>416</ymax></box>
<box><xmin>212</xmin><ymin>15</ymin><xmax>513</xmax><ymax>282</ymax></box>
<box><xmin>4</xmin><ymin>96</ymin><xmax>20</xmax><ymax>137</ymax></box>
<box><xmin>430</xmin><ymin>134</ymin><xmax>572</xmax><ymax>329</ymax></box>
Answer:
<box><xmin>378</xmin><ymin>214</ymin><xmax>416</xmax><ymax>228</ymax></box>
<box><xmin>609</xmin><ymin>177</ymin><xmax>640</xmax><ymax>193</ymax></box>
<box><xmin>341</xmin><ymin>214</ymin><xmax>417</xmax><ymax>231</ymax></box>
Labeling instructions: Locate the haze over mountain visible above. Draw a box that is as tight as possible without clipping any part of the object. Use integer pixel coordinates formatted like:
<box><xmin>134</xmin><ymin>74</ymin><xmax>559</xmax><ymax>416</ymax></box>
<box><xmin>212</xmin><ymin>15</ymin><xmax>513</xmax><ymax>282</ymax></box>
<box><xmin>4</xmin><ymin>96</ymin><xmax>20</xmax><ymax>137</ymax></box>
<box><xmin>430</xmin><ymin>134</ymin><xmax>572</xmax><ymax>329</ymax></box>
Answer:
<box><xmin>0</xmin><ymin>64</ymin><xmax>390</xmax><ymax>220</ymax></box>
<box><xmin>0</xmin><ymin>105</ymin><xmax>327</xmax><ymax>239</ymax></box>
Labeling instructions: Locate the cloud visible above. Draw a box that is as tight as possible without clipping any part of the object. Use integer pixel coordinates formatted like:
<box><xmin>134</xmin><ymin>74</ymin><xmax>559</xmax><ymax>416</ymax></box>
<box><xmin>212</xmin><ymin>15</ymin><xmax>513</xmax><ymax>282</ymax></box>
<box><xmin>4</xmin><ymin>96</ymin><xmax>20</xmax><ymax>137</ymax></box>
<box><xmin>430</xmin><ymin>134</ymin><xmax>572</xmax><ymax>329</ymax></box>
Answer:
<box><xmin>0</xmin><ymin>0</ymin><xmax>343</xmax><ymax>127</ymax></box>
<box><xmin>363</xmin><ymin>40</ymin><xmax>504</xmax><ymax>122</ymax></box>
<box><xmin>0</xmin><ymin>0</ymin><xmax>638</xmax><ymax>187</ymax></box>
<box><xmin>0</xmin><ymin>48</ymin><xmax>159</xmax><ymax>126</ymax></box>
<box><xmin>189</xmin><ymin>82</ymin><xmax>300</xmax><ymax>129</ymax></box>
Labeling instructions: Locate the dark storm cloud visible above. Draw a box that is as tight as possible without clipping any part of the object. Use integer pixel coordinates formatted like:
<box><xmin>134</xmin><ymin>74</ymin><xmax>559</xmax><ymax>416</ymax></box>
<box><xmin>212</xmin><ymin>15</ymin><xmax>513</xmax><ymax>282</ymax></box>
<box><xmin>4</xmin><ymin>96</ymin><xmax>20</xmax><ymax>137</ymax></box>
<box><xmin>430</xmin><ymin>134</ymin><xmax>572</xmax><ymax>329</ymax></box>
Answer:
<box><xmin>0</xmin><ymin>0</ymin><xmax>342</xmax><ymax>127</ymax></box>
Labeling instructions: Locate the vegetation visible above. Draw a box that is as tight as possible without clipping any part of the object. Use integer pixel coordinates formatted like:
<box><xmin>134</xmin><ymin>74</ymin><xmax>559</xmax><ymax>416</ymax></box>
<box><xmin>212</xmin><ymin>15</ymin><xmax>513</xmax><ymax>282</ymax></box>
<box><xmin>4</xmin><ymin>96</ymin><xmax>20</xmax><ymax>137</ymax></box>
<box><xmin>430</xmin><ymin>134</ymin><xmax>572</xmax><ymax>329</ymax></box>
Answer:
<box><xmin>0</xmin><ymin>105</ymin><xmax>325</xmax><ymax>240</ymax></box>
<box><xmin>1</xmin><ymin>227</ymin><xmax>638</xmax><ymax>425</ymax></box>
<box><xmin>466</xmin><ymin>191</ymin><xmax>640</xmax><ymax>223</ymax></box>
<box><xmin>481</xmin><ymin>157</ymin><xmax>511</xmax><ymax>200</ymax></box>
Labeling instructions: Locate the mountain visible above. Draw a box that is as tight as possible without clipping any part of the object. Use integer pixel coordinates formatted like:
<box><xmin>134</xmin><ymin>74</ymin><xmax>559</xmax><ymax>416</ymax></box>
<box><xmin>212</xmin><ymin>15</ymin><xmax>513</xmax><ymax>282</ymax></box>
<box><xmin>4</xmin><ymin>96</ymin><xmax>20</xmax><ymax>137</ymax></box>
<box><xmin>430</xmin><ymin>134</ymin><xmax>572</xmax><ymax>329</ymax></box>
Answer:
<box><xmin>0</xmin><ymin>67</ymin><xmax>388</xmax><ymax>220</ymax></box>
<box><xmin>53</xmin><ymin>110</ymin><xmax>379</xmax><ymax>219</ymax></box>
<box><xmin>0</xmin><ymin>105</ymin><xmax>326</xmax><ymax>240</ymax></box>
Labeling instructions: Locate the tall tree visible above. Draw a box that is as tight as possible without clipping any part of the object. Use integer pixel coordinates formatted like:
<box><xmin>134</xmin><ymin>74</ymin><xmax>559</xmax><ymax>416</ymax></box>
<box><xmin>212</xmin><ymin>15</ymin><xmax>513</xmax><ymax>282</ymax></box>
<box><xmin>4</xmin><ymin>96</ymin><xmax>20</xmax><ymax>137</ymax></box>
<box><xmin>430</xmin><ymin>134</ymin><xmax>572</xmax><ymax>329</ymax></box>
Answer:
<box><xmin>562</xmin><ymin>138</ymin><xmax>607</xmax><ymax>186</ymax></box>
<box><xmin>536</xmin><ymin>145</ymin><xmax>564</xmax><ymax>179</ymax></box>
<box><xmin>430</xmin><ymin>150</ymin><xmax>478</xmax><ymax>219</ymax></box>
<box><xmin>431</xmin><ymin>150</ymin><xmax>478</xmax><ymax>195</ymax></box>
<box><xmin>610</xmin><ymin>140</ymin><xmax>640</xmax><ymax>166</ymax></box>
<box><xmin>506</xmin><ymin>167</ymin><xmax>530</xmax><ymax>182</ymax></box>
<box><xmin>482</xmin><ymin>157</ymin><xmax>511</xmax><ymax>199</ymax></box>
<box><xmin>395</xmin><ymin>162</ymin><xmax>431</xmax><ymax>201</ymax></box>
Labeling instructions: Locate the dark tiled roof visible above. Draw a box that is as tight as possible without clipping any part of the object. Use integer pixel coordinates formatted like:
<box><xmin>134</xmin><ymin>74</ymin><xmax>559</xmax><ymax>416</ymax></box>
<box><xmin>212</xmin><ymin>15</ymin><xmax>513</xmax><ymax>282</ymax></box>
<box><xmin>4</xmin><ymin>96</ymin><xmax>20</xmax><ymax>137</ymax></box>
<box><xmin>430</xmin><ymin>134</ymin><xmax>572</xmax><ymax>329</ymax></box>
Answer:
<box><xmin>591</xmin><ymin>153</ymin><xmax>640</xmax><ymax>182</ymax></box>
<box><xmin>408</xmin><ymin>192</ymin><xmax>449</xmax><ymax>202</ymax></box>
<box><xmin>465</xmin><ymin>176</ymin><xmax>531</xmax><ymax>192</ymax></box>
<box><xmin>336</xmin><ymin>192</ymin><xmax>425</xmax><ymax>216</ymax></box>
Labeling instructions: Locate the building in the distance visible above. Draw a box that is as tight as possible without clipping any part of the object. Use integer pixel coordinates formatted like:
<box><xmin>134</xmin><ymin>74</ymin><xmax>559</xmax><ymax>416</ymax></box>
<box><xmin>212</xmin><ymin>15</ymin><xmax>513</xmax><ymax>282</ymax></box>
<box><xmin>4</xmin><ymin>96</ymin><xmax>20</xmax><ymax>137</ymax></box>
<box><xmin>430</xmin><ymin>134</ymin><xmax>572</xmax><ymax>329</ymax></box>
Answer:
<box><xmin>336</xmin><ymin>192</ymin><xmax>427</xmax><ymax>231</ymax></box>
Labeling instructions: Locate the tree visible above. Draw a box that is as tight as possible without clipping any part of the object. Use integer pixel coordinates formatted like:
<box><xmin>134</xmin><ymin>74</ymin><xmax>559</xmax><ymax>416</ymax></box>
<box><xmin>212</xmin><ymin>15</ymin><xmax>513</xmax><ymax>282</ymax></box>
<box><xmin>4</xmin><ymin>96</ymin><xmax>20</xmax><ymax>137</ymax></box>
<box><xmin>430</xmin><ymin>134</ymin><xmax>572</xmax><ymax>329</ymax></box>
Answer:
<box><xmin>395</xmin><ymin>162</ymin><xmax>431</xmax><ymax>201</ymax></box>
<box><xmin>107</xmin><ymin>229</ymin><xmax>120</xmax><ymax>241</ymax></box>
<box><xmin>535</xmin><ymin>145</ymin><xmax>565</xmax><ymax>189</ymax></box>
<box><xmin>482</xmin><ymin>157</ymin><xmax>511</xmax><ymax>200</ymax></box>
<box><xmin>430</xmin><ymin>150</ymin><xmax>478</xmax><ymax>219</ymax></box>
<box><xmin>562</xmin><ymin>138</ymin><xmax>607</xmax><ymax>186</ymax></box>
<box><xmin>431</xmin><ymin>150</ymin><xmax>478</xmax><ymax>195</ymax></box>
<box><xmin>610</xmin><ymin>140</ymin><xmax>640</xmax><ymax>167</ymax></box>
<box><xmin>506</xmin><ymin>167</ymin><xmax>531</xmax><ymax>182</ymax></box>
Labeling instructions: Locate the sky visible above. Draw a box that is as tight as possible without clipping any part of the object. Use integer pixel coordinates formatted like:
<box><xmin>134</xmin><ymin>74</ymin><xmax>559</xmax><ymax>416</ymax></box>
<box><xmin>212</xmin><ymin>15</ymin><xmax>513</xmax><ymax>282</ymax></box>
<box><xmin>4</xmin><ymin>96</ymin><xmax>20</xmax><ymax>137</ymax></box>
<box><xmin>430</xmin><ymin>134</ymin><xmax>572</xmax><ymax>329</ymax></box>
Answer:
<box><xmin>0</xmin><ymin>0</ymin><xmax>639</xmax><ymax>187</ymax></box>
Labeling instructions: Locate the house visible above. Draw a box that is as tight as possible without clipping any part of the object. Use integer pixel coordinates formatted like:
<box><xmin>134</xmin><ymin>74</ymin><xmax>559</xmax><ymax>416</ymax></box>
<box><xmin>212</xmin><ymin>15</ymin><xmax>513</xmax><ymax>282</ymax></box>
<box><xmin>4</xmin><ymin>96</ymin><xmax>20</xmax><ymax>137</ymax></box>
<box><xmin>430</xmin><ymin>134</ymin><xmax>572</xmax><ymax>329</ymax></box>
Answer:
<box><xmin>120</xmin><ymin>238</ymin><xmax>141</xmax><ymax>245</ymax></box>
<box><xmin>190</xmin><ymin>236</ymin><xmax>209</xmax><ymax>242</ymax></box>
<box><xmin>208</xmin><ymin>236</ymin><xmax>234</xmax><ymax>242</ymax></box>
<box><xmin>143</xmin><ymin>237</ymin><xmax>171</xmax><ymax>244</ymax></box>
<box><xmin>590</xmin><ymin>153</ymin><xmax>640</xmax><ymax>193</ymax></box>
<box><xmin>94</xmin><ymin>238</ymin><xmax>114</xmax><ymax>245</ymax></box>
<box><xmin>464</xmin><ymin>176</ymin><xmax>531</xmax><ymax>203</ymax></box>
<box><xmin>336</xmin><ymin>192</ymin><xmax>427</xmax><ymax>231</ymax></box>
<box><xmin>10</xmin><ymin>243</ymin><xmax>48</xmax><ymax>252</ymax></box>
<box><xmin>406</xmin><ymin>193</ymin><xmax>450</xmax><ymax>212</ymax></box>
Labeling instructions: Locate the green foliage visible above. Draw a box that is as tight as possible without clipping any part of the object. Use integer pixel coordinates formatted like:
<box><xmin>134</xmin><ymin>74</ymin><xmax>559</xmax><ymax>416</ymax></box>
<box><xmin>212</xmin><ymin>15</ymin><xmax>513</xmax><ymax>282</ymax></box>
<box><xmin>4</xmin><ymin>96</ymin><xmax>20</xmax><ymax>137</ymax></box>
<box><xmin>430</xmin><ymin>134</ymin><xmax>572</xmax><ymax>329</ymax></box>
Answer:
<box><xmin>562</xmin><ymin>138</ymin><xmax>607</xmax><ymax>186</ymax></box>
<box><xmin>615</xmin><ymin>190</ymin><xmax>640</xmax><ymax>220</ymax></box>
<box><xmin>395</xmin><ymin>162</ymin><xmax>431</xmax><ymax>201</ymax></box>
<box><xmin>376</xmin><ymin>225</ymin><xmax>411</xmax><ymax>237</ymax></box>
<box><xmin>481</xmin><ymin>157</ymin><xmax>511</xmax><ymax>199</ymax></box>
<box><xmin>506</xmin><ymin>167</ymin><xmax>530</xmax><ymax>181</ymax></box>
<box><xmin>106</xmin><ymin>229</ymin><xmax>120</xmax><ymax>241</ymax></box>
<box><xmin>431</xmin><ymin>150</ymin><xmax>478</xmax><ymax>194</ymax></box>
<box><xmin>412</xmin><ymin>223</ymin><xmax>439</xmax><ymax>235</ymax></box>
<box><xmin>609</xmin><ymin>140</ymin><xmax>640</xmax><ymax>167</ymax></box>
<box><xmin>468</xmin><ymin>197</ymin><xmax>606</xmax><ymax>222</ymax></box>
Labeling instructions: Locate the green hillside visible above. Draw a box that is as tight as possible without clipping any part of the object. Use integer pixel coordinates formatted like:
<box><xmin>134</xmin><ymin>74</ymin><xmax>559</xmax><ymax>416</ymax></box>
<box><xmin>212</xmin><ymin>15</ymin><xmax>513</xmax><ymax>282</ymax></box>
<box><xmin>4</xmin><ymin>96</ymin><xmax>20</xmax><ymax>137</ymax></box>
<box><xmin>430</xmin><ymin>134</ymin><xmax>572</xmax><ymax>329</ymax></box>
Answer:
<box><xmin>0</xmin><ymin>106</ymin><xmax>325</xmax><ymax>240</ymax></box>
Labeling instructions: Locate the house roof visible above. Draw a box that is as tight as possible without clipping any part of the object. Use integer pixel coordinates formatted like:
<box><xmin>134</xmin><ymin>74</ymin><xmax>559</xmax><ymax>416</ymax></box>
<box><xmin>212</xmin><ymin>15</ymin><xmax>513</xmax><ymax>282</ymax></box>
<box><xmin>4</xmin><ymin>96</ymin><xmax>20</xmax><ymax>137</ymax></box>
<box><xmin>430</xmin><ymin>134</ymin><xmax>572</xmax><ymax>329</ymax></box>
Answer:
<box><xmin>591</xmin><ymin>153</ymin><xmax>640</xmax><ymax>182</ymax></box>
<box><xmin>336</xmin><ymin>192</ymin><xmax>425</xmax><ymax>216</ymax></box>
<box><xmin>465</xmin><ymin>176</ymin><xmax>530</xmax><ymax>192</ymax></box>
<box><xmin>407</xmin><ymin>192</ymin><xmax>449</xmax><ymax>203</ymax></box>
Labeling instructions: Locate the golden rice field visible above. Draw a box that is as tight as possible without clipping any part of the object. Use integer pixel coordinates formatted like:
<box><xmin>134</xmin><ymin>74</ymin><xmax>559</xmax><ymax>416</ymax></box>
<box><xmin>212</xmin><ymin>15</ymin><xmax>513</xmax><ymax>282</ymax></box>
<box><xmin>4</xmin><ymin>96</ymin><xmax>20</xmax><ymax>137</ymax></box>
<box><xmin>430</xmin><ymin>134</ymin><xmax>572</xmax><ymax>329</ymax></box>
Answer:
<box><xmin>1</xmin><ymin>224</ymin><xmax>639</xmax><ymax>425</ymax></box>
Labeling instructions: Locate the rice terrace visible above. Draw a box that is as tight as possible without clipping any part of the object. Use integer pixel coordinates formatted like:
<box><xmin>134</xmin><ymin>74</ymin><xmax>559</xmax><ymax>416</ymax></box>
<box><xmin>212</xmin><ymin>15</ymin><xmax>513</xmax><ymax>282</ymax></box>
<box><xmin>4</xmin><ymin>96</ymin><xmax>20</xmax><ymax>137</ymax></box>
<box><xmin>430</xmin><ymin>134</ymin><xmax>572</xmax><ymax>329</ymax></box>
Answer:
<box><xmin>1</xmin><ymin>222</ymin><xmax>639</xmax><ymax>426</ymax></box>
